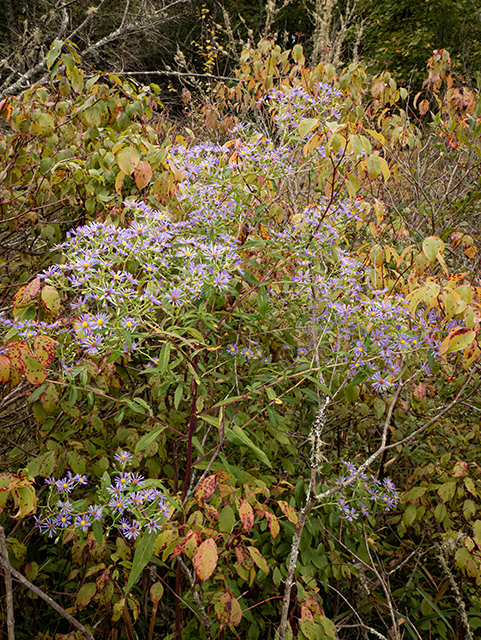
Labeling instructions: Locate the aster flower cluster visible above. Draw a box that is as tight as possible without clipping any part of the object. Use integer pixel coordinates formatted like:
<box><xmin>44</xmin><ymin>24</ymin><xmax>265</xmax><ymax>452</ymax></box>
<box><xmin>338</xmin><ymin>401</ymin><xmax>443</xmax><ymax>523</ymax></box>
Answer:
<box><xmin>333</xmin><ymin>460</ymin><xmax>400</xmax><ymax>523</ymax></box>
<box><xmin>1</xmin><ymin>83</ymin><xmax>448</xmax><ymax>398</ymax></box>
<box><xmin>256</xmin><ymin>83</ymin><xmax>343</xmax><ymax>138</ymax></box>
<box><xmin>35</xmin><ymin>450</ymin><xmax>173</xmax><ymax>541</ymax></box>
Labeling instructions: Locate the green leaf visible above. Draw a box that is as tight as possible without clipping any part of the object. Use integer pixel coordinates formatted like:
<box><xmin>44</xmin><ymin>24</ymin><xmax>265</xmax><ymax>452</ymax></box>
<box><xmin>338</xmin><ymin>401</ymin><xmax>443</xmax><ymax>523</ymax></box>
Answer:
<box><xmin>135</xmin><ymin>426</ymin><xmax>167</xmax><ymax>453</ymax></box>
<box><xmin>225</xmin><ymin>425</ymin><xmax>272</xmax><ymax>468</ymax></box>
<box><xmin>159</xmin><ymin>341</ymin><xmax>171</xmax><ymax>373</ymax></box>
<box><xmin>299</xmin><ymin>118</ymin><xmax>320</xmax><ymax>139</ymax></box>
<box><xmin>218</xmin><ymin>505</ymin><xmax>236</xmax><ymax>533</ymax></box>
<box><xmin>124</xmin><ymin>531</ymin><xmax>158</xmax><ymax>594</ymax></box>
<box><xmin>76</xmin><ymin>582</ymin><xmax>97</xmax><ymax>609</ymax></box>
<box><xmin>117</xmin><ymin>146</ymin><xmax>140</xmax><ymax>175</ymax></box>
<box><xmin>422</xmin><ymin>236</ymin><xmax>444</xmax><ymax>262</ymax></box>
<box><xmin>47</xmin><ymin>40</ymin><xmax>63</xmax><ymax>69</ymax></box>
<box><xmin>25</xmin><ymin>451</ymin><xmax>56</xmax><ymax>478</ymax></box>
<box><xmin>92</xmin><ymin>520</ymin><xmax>103</xmax><ymax>546</ymax></box>
<box><xmin>174</xmin><ymin>384</ymin><xmax>183</xmax><ymax>410</ymax></box>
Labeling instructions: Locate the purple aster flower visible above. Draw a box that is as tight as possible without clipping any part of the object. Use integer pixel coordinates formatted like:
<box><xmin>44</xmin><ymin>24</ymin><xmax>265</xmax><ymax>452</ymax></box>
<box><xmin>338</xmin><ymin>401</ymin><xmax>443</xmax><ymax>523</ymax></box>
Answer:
<box><xmin>212</xmin><ymin>270</ymin><xmax>231</xmax><ymax>291</ymax></box>
<box><xmin>56</xmin><ymin>513</ymin><xmax>72</xmax><ymax>529</ymax></box>
<box><xmin>121</xmin><ymin>317</ymin><xmax>139</xmax><ymax>330</ymax></box>
<box><xmin>56</xmin><ymin>477</ymin><xmax>75</xmax><ymax>493</ymax></box>
<box><xmin>114</xmin><ymin>450</ymin><xmax>133</xmax><ymax>464</ymax></box>
<box><xmin>130</xmin><ymin>473</ymin><xmax>145</xmax><ymax>488</ymax></box>
<box><xmin>128</xmin><ymin>491</ymin><xmax>145</xmax><ymax>508</ymax></box>
<box><xmin>124</xmin><ymin>519</ymin><xmax>142</xmax><ymax>540</ymax></box>
<box><xmin>74</xmin><ymin>516</ymin><xmax>91</xmax><ymax>532</ymax></box>
<box><xmin>358</xmin><ymin>503</ymin><xmax>370</xmax><ymax>517</ymax></box>
<box><xmin>165</xmin><ymin>287</ymin><xmax>184</xmax><ymax>307</ymax></box>
<box><xmin>146</xmin><ymin>518</ymin><xmax>161</xmax><ymax>533</ymax></box>
<box><xmin>108</xmin><ymin>496</ymin><xmax>128</xmax><ymax>514</ymax></box>
<box><xmin>118</xmin><ymin>517</ymin><xmax>130</xmax><ymax>535</ymax></box>
<box><xmin>115</xmin><ymin>472</ymin><xmax>132</xmax><ymax>489</ymax></box>
<box><xmin>41</xmin><ymin>518</ymin><xmax>58</xmax><ymax>538</ymax></box>
<box><xmin>73</xmin><ymin>313</ymin><xmax>94</xmax><ymax>334</ymax></box>
<box><xmin>226</xmin><ymin>344</ymin><xmax>238</xmax><ymax>355</ymax></box>
<box><xmin>370</xmin><ymin>372</ymin><xmax>392</xmax><ymax>392</ymax></box>
<box><xmin>91</xmin><ymin>312</ymin><xmax>110</xmax><ymax>329</ymax></box>
<box><xmin>87</xmin><ymin>505</ymin><xmax>104</xmax><ymax>521</ymax></box>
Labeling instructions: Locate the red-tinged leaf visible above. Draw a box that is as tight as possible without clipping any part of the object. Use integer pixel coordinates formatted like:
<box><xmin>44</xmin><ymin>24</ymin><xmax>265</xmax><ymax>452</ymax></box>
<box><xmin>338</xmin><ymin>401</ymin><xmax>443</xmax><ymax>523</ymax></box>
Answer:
<box><xmin>11</xmin><ymin>483</ymin><xmax>37</xmax><ymax>518</ymax></box>
<box><xmin>171</xmin><ymin>537</ymin><xmax>186</xmax><ymax>558</ymax></box>
<box><xmin>278</xmin><ymin>500</ymin><xmax>298</xmax><ymax>524</ymax></box>
<box><xmin>25</xmin><ymin>451</ymin><xmax>56</xmax><ymax>478</ymax></box>
<box><xmin>13</xmin><ymin>286</ymin><xmax>27</xmax><ymax>310</ymax></box>
<box><xmin>183</xmin><ymin>531</ymin><xmax>198</xmax><ymax>559</ymax></box>
<box><xmin>473</xmin><ymin>520</ymin><xmax>481</xmax><ymax>549</ymax></box>
<box><xmin>0</xmin><ymin>97</ymin><xmax>13</xmax><ymax>120</ymax></box>
<box><xmin>9</xmin><ymin>365</ymin><xmax>21</xmax><ymax>388</ymax></box>
<box><xmin>193</xmin><ymin>538</ymin><xmax>218</xmax><ymax>581</ymax></box>
<box><xmin>195</xmin><ymin>474</ymin><xmax>217</xmax><ymax>506</ymax></box>
<box><xmin>85</xmin><ymin>563</ymin><xmax>106</xmax><ymax>579</ymax></box>
<box><xmin>238</xmin><ymin>499</ymin><xmax>254</xmax><ymax>532</ymax></box>
<box><xmin>95</xmin><ymin>569</ymin><xmax>111</xmax><ymax>593</ymax></box>
<box><xmin>440</xmin><ymin>327</ymin><xmax>476</xmax><ymax>355</ymax></box>
<box><xmin>8</xmin><ymin>341</ymin><xmax>30</xmax><ymax>374</ymax></box>
<box><xmin>413</xmin><ymin>383</ymin><xmax>426</xmax><ymax>402</ymax></box>
<box><xmin>452</xmin><ymin>461</ymin><xmax>468</xmax><ymax>477</ymax></box>
<box><xmin>301</xmin><ymin>605</ymin><xmax>315</xmax><ymax>621</ymax></box>
<box><xmin>204</xmin><ymin>503</ymin><xmax>219</xmax><ymax>520</ymax></box>
<box><xmin>0</xmin><ymin>355</ymin><xmax>10</xmax><ymax>384</ymax></box>
<box><xmin>247</xmin><ymin>546</ymin><xmax>269</xmax><ymax>574</ymax></box>
<box><xmin>112</xmin><ymin>598</ymin><xmax>126</xmax><ymax>622</ymax></box>
<box><xmin>34</xmin><ymin>335</ymin><xmax>56</xmax><ymax>366</ymax></box>
<box><xmin>22</xmin><ymin>278</ymin><xmax>41</xmax><ymax>304</ymax></box>
<box><xmin>134</xmin><ymin>160</ymin><xmax>153</xmax><ymax>190</ymax></box>
<box><xmin>41</xmin><ymin>285</ymin><xmax>61</xmax><ymax>315</ymax></box>
<box><xmin>39</xmin><ymin>381</ymin><xmax>59</xmax><ymax>413</ymax></box>
<box><xmin>235</xmin><ymin>546</ymin><xmax>244</xmax><ymax>564</ymax></box>
<box><xmin>214</xmin><ymin>591</ymin><xmax>243</xmax><ymax>626</ymax></box>
<box><xmin>265</xmin><ymin>511</ymin><xmax>280</xmax><ymax>539</ymax></box>
<box><xmin>115</xmin><ymin>170</ymin><xmax>125</xmax><ymax>195</ymax></box>
<box><xmin>23</xmin><ymin>355</ymin><xmax>47</xmax><ymax>386</ymax></box>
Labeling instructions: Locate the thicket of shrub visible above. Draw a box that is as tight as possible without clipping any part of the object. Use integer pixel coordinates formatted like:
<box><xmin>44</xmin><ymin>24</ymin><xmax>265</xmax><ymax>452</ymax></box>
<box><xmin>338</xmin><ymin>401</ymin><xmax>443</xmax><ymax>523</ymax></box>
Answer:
<box><xmin>1</xmin><ymin>38</ymin><xmax>481</xmax><ymax>640</ymax></box>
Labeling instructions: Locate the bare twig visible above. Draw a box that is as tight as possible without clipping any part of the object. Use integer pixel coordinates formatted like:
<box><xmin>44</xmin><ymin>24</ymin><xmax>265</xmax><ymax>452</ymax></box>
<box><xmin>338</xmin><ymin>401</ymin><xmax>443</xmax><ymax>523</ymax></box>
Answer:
<box><xmin>0</xmin><ymin>547</ymin><xmax>94</xmax><ymax>640</ymax></box>
<box><xmin>0</xmin><ymin>526</ymin><xmax>15</xmax><ymax>640</ymax></box>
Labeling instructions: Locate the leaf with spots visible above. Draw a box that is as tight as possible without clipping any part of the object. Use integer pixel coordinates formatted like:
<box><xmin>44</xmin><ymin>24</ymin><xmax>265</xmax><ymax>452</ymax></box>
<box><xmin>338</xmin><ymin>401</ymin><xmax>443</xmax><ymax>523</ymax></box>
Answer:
<box><xmin>22</xmin><ymin>278</ymin><xmax>41</xmax><ymax>304</ymax></box>
<box><xmin>239</xmin><ymin>499</ymin><xmax>254</xmax><ymax>532</ymax></box>
<box><xmin>134</xmin><ymin>160</ymin><xmax>153</xmax><ymax>189</ymax></box>
<box><xmin>41</xmin><ymin>285</ymin><xmax>61</xmax><ymax>315</ymax></box>
<box><xmin>23</xmin><ymin>354</ymin><xmax>47</xmax><ymax>386</ymax></box>
<box><xmin>0</xmin><ymin>355</ymin><xmax>10</xmax><ymax>384</ymax></box>
<box><xmin>39</xmin><ymin>381</ymin><xmax>59</xmax><ymax>413</ymax></box>
<box><xmin>278</xmin><ymin>500</ymin><xmax>298</xmax><ymax>524</ymax></box>
<box><xmin>214</xmin><ymin>591</ymin><xmax>243</xmax><ymax>626</ymax></box>
<box><xmin>195</xmin><ymin>474</ymin><xmax>217</xmax><ymax>506</ymax></box>
<box><xmin>265</xmin><ymin>511</ymin><xmax>280</xmax><ymax>538</ymax></box>
<box><xmin>34</xmin><ymin>335</ymin><xmax>56</xmax><ymax>367</ymax></box>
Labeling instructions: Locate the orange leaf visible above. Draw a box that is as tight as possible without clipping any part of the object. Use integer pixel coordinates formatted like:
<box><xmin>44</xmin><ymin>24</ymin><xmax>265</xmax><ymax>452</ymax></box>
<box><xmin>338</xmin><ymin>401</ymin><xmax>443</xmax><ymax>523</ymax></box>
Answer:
<box><xmin>277</xmin><ymin>500</ymin><xmax>298</xmax><ymax>524</ymax></box>
<box><xmin>193</xmin><ymin>538</ymin><xmax>218</xmax><ymax>581</ymax></box>
<box><xmin>238</xmin><ymin>499</ymin><xmax>254</xmax><ymax>532</ymax></box>
<box><xmin>134</xmin><ymin>160</ymin><xmax>153</xmax><ymax>190</ymax></box>
<box><xmin>265</xmin><ymin>511</ymin><xmax>280</xmax><ymax>539</ymax></box>
<box><xmin>195</xmin><ymin>475</ymin><xmax>217</xmax><ymax>506</ymax></box>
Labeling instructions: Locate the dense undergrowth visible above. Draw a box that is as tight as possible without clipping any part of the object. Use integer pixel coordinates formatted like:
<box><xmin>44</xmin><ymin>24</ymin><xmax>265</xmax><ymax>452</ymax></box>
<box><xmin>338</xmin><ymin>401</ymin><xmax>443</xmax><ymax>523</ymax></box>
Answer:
<box><xmin>1</xmin><ymin>38</ymin><xmax>481</xmax><ymax>640</ymax></box>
